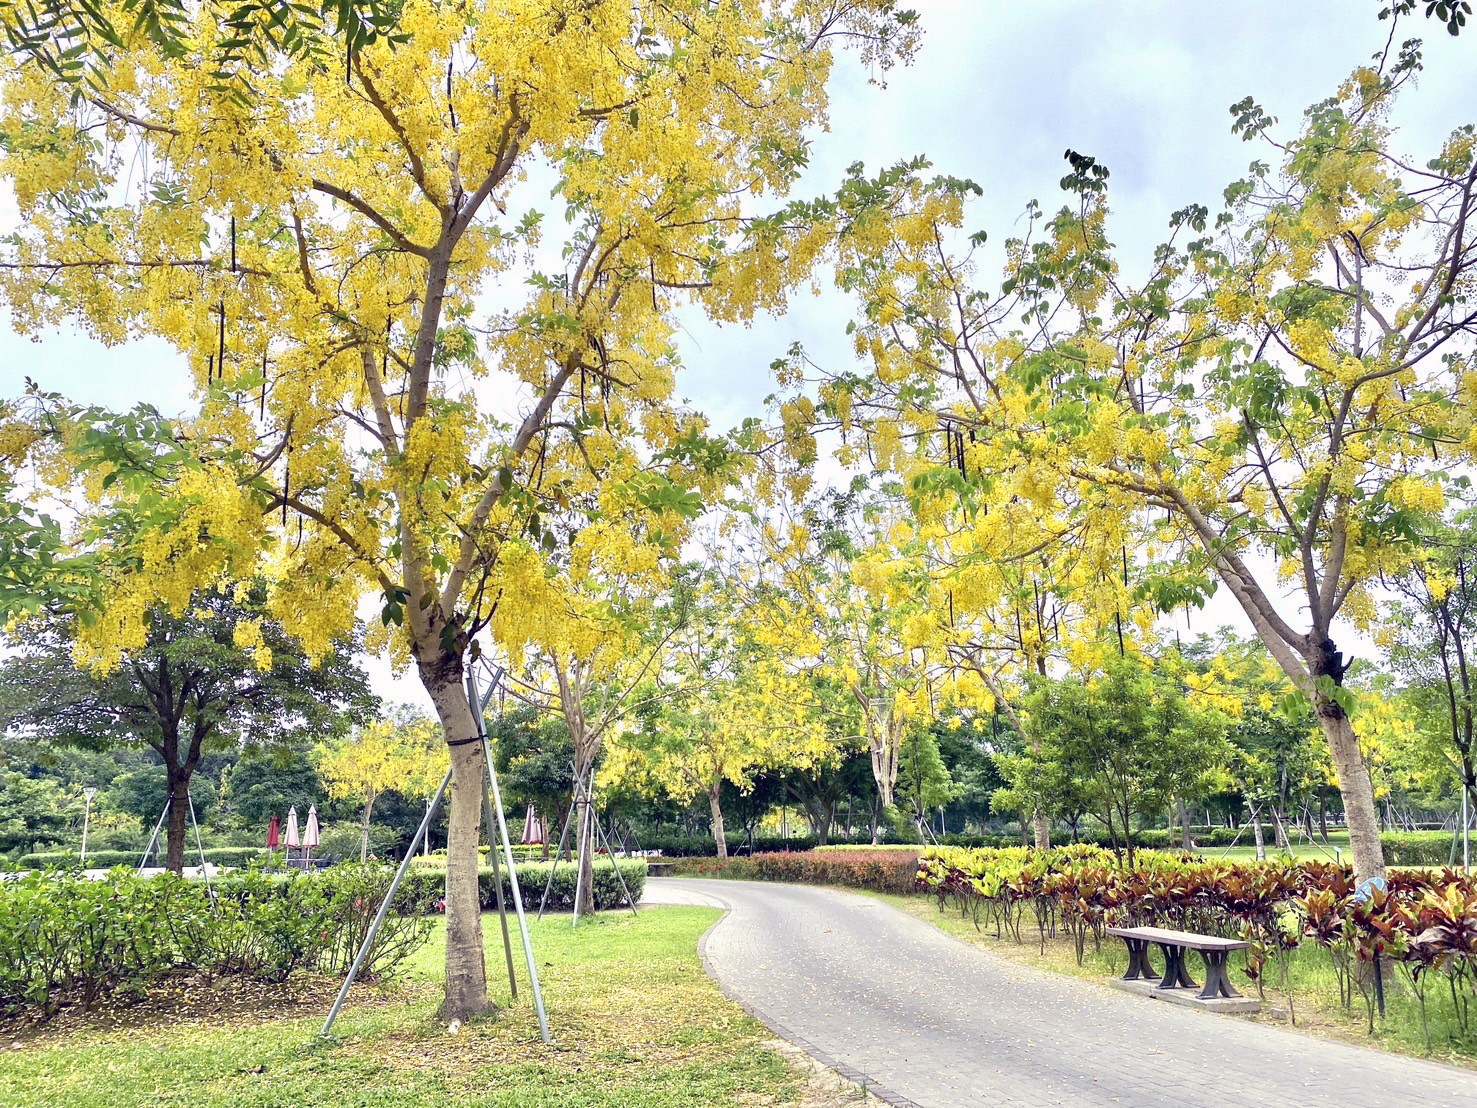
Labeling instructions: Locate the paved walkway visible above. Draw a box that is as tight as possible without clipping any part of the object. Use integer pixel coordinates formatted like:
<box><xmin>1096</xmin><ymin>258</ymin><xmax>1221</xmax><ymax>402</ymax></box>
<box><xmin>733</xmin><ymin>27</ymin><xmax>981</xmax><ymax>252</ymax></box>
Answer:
<box><xmin>645</xmin><ymin>877</ymin><xmax>1477</xmax><ymax>1107</ymax></box>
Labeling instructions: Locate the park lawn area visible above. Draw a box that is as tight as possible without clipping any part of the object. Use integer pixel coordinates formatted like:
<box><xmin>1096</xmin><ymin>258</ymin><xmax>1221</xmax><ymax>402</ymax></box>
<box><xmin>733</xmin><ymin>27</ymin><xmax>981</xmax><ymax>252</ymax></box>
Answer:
<box><xmin>870</xmin><ymin>891</ymin><xmax>1477</xmax><ymax>1071</ymax></box>
<box><xmin>0</xmin><ymin>906</ymin><xmax>806</xmax><ymax>1107</ymax></box>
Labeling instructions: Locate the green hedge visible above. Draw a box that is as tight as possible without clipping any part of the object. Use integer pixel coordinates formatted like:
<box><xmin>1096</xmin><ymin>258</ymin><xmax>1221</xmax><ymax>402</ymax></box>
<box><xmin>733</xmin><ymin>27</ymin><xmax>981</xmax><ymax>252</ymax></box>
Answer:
<box><xmin>0</xmin><ymin>862</ymin><xmax>432</xmax><ymax>1019</ymax></box>
<box><xmin>397</xmin><ymin>858</ymin><xmax>647</xmax><ymax>912</ymax></box>
<box><xmin>11</xmin><ymin>846</ymin><xmax>269</xmax><ymax>870</ymax></box>
<box><xmin>671</xmin><ymin>849</ymin><xmax>919</xmax><ymax>894</ymax></box>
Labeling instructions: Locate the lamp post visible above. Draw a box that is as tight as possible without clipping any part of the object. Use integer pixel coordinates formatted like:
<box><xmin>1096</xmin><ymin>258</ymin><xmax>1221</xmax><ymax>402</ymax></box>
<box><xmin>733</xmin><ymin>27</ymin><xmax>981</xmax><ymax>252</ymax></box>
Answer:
<box><xmin>81</xmin><ymin>787</ymin><xmax>97</xmax><ymax>866</ymax></box>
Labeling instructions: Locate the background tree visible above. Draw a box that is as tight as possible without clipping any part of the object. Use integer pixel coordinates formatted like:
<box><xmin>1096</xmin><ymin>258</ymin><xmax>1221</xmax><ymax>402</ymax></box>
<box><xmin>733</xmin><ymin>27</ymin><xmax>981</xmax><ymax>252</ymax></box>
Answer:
<box><xmin>1022</xmin><ymin>653</ymin><xmax>1228</xmax><ymax>864</ymax></box>
<box><xmin>318</xmin><ymin>708</ymin><xmax>445</xmax><ymax>861</ymax></box>
<box><xmin>807</xmin><ymin>49</ymin><xmax>1476</xmax><ymax>881</ymax></box>
<box><xmin>0</xmin><ymin>585</ymin><xmax>374</xmax><ymax>871</ymax></box>
<box><xmin>1390</xmin><ymin>508</ymin><xmax>1477</xmax><ymax>815</ymax></box>
<box><xmin>0</xmin><ymin>0</ymin><xmax>918</xmax><ymax>1019</ymax></box>
<box><xmin>489</xmin><ymin>707</ymin><xmax>574</xmax><ymax>862</ymax></box>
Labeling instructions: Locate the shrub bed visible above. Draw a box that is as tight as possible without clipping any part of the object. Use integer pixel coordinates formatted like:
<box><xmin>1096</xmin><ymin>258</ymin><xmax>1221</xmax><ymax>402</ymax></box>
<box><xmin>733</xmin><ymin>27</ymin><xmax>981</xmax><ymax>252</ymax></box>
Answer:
<box><xmin>917</xmin><ymin>845</ymin><xmax>1477</xmax><ymax>1046</ymax></box>
<box><xmin>401</xmin><ymin>858</ymin><xmax>646</xmax><ymax>912</ymax></box>
<box><xmin>10</xmin><ymin>846</ymin><xmax>269</xmax><ymax>870</ymax></box>
<box><xmin>0</xmin><ymin>862</ymin><xmax>432</xmax><ymax>1020</ymax></box>
<box><xmin>670</xmin><ymin>849</ymin><xmax>920</xmax><ymax>894</ymax></box>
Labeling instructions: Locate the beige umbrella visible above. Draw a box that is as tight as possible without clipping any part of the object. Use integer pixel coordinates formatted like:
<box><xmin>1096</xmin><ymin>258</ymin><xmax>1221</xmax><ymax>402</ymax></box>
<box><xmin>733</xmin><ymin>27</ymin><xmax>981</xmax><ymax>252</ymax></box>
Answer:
<box><xmin>304</xmin><ymin>805</ymin><xmax>321</xmax><ymax>869</ymax></box>
<box><xmin>520</xmin><ymin>804</ymin><xmax>546</xmax><ymax>846</ymax></box>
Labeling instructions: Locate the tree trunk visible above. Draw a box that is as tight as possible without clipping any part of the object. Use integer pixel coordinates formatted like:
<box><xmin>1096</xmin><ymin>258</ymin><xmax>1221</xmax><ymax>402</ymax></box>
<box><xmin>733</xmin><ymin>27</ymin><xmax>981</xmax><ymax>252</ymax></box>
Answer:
<box><xmin>1177</xmin><ymin>796</ymin><xmax>1192</xmax><ymax>851</ymax></box>
<box><xmin>575</xmin><ymin>792</ymin><xmax>596</xmax><ymax>916</ymax></box>
<box><xmin>1317</xmin><ymin>707</ymin><xmax>1385</xmax><ymax>881</ymax></box>
<box><xmin>1250</xmin><ymin>803</ymin><xmax>1266</xmax><ymax>861</ymax></box>
<box><xmin>164</xmin><ymin>771</ymin><xmax>191</xmax><ymax>874</ymax></box>
<box><xmin>1019</xmin><ymin>811</ymin><xmax>1029</xmax><ymax>847</ymax></box>
<box><xmin>708</xmin><ymin>784</ymin><xmax>728</xmax><ymax>860</ymax></box>
<box><xmin>425</xmin><ymin>670</ymin><xmax>490</xmax><ymax>1023</ymax></box>
<box><xmin>360</xmin><ymin>786</ymin><xmax>376</xmax><ymax>862</ymax></box>
<box><xmin>1032</xmin><ymin>810</ymin><xmax>1050</xmax><ymax>850</ymax></box>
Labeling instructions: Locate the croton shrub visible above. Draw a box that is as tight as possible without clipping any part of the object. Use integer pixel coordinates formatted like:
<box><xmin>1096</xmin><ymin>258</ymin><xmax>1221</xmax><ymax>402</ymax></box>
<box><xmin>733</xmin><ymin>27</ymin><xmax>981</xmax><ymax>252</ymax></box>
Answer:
<box><xmin>917</xmin><ymin>845</ymin><xmax>1477</xmax><ymax>1047</ymax></box>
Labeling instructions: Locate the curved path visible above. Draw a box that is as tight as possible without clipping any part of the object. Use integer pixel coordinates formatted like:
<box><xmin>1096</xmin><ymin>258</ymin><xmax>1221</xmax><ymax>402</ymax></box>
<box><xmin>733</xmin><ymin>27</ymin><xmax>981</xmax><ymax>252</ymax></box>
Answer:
<box><xmin>646</xmin><ymin>878</ymin><xmax>1476</xmax><ymax>1107</ymax></box>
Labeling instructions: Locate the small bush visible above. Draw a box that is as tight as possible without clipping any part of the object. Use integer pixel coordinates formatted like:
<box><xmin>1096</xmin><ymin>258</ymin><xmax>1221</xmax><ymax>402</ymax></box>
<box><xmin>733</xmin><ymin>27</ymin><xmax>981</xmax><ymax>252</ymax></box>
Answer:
<box><xmin>0</xmin><ymin>861</ymin><xmax>433</xmax><ymax>1020</ymax></box>
<box><xmin>671</xmin><ymin>849</ymin><xmax>919</xmax><ymax>894</ymax></box>
<box><xmin>10</xmin><ymin>846</ymin><xmax>269</xmax><ymax>870</ymax></box>
<box><xmin>1381</xmin><ymin>830</ymin><xmax>1458</xmax><ymax>866</ymax></box>
<box><xmin>399</xmin><ymin>857</ymin><xmax>647</xmax><ymax>912</ymax></box>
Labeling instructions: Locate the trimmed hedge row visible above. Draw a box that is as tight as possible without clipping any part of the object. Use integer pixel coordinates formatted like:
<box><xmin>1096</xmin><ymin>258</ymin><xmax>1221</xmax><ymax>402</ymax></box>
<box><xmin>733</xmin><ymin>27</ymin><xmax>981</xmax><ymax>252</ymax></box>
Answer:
<box><xmin>0</xmin><ymin>862</ymin><xmax>432</xmax><ymax>1019</ymax></box>
<box><xmin>402</xmin><ymin>858</ymin><xmax>647</xmax><ymax>911</ymax></box>
<box><xmin>670</xmin><ymin>849</ymin><xmax>920</xmax><ymax>894</ymax></box>
<box><xmin>10</xmin><ymin>846</ymin><xmax>272</xmax><ymax>870</ymax></box>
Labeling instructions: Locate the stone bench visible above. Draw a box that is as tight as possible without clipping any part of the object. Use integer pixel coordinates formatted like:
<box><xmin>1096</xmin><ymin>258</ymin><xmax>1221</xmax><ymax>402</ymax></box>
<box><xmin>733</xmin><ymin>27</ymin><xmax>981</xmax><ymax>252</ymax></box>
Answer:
<box><xmin>1105</xmin><ymin>925</ymin><xmax>1248</xmax><ymax>1001</ymax></box>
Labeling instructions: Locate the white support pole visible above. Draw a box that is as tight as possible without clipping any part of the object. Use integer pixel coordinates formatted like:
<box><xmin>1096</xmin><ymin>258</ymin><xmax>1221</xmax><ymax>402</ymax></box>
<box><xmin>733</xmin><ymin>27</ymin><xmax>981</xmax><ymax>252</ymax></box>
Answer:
<box><xmin>470</xmin><ymin>664</ymin><xmax>550</xmax><ymax>1044</ymax></box>
<box><xmin>139</xmin><ymin>797</ymin><xmax>170</xmax><ymax>873</ymax></box>
<box><xmin>187</xmin><ymin>791</ymin><xmax>213</xmax><ymax>899</ymax></box>
<box><xmin>81</xmin><ymin>787</ymin><xmax>96</xmax><ymax>866</ymax></box>
<box><xmin>321</xmin><ymin>767</ymin><xmax>451</xmax><ymax>1038</ymax></box>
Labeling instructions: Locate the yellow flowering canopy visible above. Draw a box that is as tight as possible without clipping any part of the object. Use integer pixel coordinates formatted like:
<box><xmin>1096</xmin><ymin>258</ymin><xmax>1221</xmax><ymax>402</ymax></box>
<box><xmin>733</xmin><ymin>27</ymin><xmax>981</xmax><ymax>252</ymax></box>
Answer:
<box><xmin>0</xmin><ymin>0</ymin><xmax>919</xmax><ymax>686</ymax></box>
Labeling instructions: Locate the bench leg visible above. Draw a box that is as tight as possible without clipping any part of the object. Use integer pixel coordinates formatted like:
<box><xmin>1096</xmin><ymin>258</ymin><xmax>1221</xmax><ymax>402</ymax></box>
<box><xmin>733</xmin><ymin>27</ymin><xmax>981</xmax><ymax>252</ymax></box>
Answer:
<box><xmin>1197</xmin><ymin>951</ymin><xmax>1242</xmax><ymax>1000</ymax></box>
<box><xmin>1155</xmin><ymin>943</ymin><xmax>1198</xmax><ymax>990</ymax></box>
<box><xmin>1121</xmin><ymin>938</ymin><xmax>1157</xmax><ymax>982</ymax></box>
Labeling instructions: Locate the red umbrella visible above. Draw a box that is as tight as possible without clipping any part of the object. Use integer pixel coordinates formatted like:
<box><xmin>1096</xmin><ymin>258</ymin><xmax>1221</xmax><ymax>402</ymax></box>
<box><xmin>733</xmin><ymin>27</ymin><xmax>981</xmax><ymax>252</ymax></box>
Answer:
<box><xmin>266</xmin><ymin>815</ymin><xmax>281</xmax><ymax>850</ymax></box>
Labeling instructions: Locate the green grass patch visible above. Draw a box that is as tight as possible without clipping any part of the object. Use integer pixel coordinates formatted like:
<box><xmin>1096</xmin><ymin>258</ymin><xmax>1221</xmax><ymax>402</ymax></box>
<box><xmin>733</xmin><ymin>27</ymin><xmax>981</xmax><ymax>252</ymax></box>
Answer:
<box><xmin>0</xmin><ymin>908</ymin><xmax>802</xmax><ymax>1107</ymax></box>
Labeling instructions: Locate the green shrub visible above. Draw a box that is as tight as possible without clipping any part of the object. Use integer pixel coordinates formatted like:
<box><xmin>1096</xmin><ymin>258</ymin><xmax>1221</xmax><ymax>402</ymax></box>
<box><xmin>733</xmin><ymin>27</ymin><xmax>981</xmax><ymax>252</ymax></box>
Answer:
<box><xmin>396</xmin><ymin>857</ymin><xmax>646</xmax><ymax>912</ymax></box>
<box><xmin>1381</xmin><ymin>830</ymin><xmax>1459</xmax><ymax>866</ymax></box>
<box><xmin>0</xmin><ymin>861</ymin><xmax>434</xmax><ymax>1019</ymax></box>
<box><xmin>10</xmin><ymin>846</ymin><xmax>270</xmax><ymax>870</ymax></box>
<box><xmin>671</xmin><ymin>849</ymin><xmax>919</xmax><ymax>894</ymax></box>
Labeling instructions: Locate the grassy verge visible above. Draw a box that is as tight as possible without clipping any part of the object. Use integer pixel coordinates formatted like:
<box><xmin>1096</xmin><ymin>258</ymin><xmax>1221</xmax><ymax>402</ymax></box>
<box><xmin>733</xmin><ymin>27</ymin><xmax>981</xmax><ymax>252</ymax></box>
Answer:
<box><xmin>871</xmin><ymin>891</ymin><xmax>1477</xmax><ymax>1069</ymax></box>
<box><xmin>0</xmin><ymin>907</ymin><xmax>823</xmax><ymax>1107</ymax></box>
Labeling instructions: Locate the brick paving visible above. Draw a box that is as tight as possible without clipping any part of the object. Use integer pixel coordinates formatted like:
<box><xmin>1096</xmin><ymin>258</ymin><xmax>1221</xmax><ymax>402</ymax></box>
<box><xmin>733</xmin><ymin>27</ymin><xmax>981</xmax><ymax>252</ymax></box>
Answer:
<box><xmin>645</xmin><ymin>878</ymin><xmax>1477</xmax><ymax>1107</ymax></box>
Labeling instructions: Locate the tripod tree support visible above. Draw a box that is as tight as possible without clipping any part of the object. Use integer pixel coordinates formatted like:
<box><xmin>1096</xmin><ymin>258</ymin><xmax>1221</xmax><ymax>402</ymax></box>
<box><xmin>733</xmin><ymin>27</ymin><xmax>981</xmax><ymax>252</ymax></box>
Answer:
<box><xmin>482</xmin><ymin>783</ymin><xmax>519</xmax><ymax>999</ymax></box>
<box><xmin>539</xmin><ymin>759</ymin><xmax>638</xmax><ymax>925</ymax></box>
<box><xmin>321</xmin><ymin>768</ymin><xmax>451</xmax><ymax>1039</ymax></box>
<box><xmin>471</xmin><ymin>663</ymin><xmax>550</xmax><ymax>1044</ymax></box>
<box><xmin>320</xmin><ymin>662</ymin><xmax>552</xmax><ymax>1044</ymax></box>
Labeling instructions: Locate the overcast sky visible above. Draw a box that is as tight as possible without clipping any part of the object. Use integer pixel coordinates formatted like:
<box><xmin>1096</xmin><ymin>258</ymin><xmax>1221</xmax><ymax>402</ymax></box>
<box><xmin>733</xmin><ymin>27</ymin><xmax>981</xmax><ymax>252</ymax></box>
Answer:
<box><xmin>1</xmin><ymin>1</ymin><xmax>1471</xmax><ymax>709</ymax></box>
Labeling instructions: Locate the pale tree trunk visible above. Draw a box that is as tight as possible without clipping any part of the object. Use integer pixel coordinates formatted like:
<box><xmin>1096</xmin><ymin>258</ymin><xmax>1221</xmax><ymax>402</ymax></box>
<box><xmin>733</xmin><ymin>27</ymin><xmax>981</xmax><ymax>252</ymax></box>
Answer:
<box><xmin>359</xmin><ymin>786</ymin><xmax>376</xmax><ymax>862</ymax></box>
<box><xmin>1250</xmin><ymin>802</ymin><xmax>1266</xmax><ymax>861</ymax></box>
<box><xmin>1177</xmin><ymin>796</ymin><xmax>1192</xmax><ymax>851</ymax></box>
<box><xmin>1318</xmin><ymin>707</ymin><xmax>1385</xmax><ymax>880</ymax></box>
<box><xmin>865</xmin><ymin>699</ymin><xmax>903</xmax><ymax>841</ymax></box>
<box><xmin>575</xmin><ymin>790</ymin><xmax>596</xmax><ymax>916</ymax></box>
<box><xmin>1033</xmin><ymin>811</ymin><xmax>1051</xmax><ymax>850</ymax></box>
<box><xmin>709</xmin><ymin>783</ymin><xmax>728</xmax><ymax>859</ymax></box>
<box><xmin>425</xmin><ymin>671</ymin><xmax>490</xmax><ymax>1022</ymax></box>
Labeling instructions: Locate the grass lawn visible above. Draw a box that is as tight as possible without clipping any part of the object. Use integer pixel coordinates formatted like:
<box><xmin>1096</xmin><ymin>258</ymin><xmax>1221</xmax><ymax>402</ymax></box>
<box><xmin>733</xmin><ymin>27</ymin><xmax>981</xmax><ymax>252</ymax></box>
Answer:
<box><xmin>0</xmin><ymin>907</ymin><xmax>840</xmax><ymax>1107</ymax></box>
<box><xmin>872</xmin><ymin>890</ymin><xmax>1477</xmax><ymax>1069</ymax></box>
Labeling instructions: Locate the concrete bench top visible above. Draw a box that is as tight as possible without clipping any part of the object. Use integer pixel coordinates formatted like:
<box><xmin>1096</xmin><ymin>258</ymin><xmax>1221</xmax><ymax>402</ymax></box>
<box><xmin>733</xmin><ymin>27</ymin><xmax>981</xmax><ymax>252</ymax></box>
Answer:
<box><xmin>1105</xmin><ymin>925</ymin><xmax>1248</xmax><ymax>952</ymax></box>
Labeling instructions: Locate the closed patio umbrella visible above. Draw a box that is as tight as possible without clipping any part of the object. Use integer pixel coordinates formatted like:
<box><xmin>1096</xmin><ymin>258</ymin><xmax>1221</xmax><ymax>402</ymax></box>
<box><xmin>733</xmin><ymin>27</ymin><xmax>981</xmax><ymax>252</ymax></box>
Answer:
<box><xmin>520</xmin><ymin>804</ymin><xmax>545</xmax><ymax>846</ymax></box>
<box><xmin>266</xmin><ymin>814</ymin><xmax>280</xmax><ymax>850</ymax></box>
<box><xmin>304</xmin><ymin>805</ymin><xmax>320</xmax><ymax>869</ymax></box>
<box><xmin>286</xmin><ymin>807</ymin><xmax>300</xmax><ymax>867</ymax></box>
